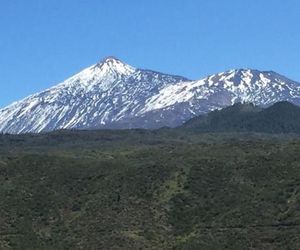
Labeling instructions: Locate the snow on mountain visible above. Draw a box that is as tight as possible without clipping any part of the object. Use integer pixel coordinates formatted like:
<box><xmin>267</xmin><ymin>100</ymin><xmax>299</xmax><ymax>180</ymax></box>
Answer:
<box><xmin>143</xmin><ymin>69</ymin><xmax>300</xmax><ymax>111</ymax></box>
<box><xmin>137</xmin><ymin>69</ymin><xmax>300</xmax><ymax>127</ymax></box>
<box><xmin>0</xmin><ymin>57</ymin><xmax>189</xmax><ymax>133</ymax></box>
<box><xmin>0</xmin><ymin>58</ymin><xmax>300</xmax><ymax>134</ymax></box>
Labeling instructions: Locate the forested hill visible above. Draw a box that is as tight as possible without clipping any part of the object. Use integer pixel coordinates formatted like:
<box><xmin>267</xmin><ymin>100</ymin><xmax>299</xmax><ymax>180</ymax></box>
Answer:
<box><xmin>1</xmin><ymin>129</ymin><xmax>300</xmax><ymax>249</ymax></box>
<box><xmin>181</xmin><ymin>101</ymin><xmax>300</xmax><ymax>133</ymax></box>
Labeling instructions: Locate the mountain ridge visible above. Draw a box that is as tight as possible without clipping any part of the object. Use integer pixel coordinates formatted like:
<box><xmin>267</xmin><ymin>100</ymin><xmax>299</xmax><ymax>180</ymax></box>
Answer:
<box><xmin>1</xmin><ymin>57</ymin><xmax>300</xmax><ymax>134</ymax></box>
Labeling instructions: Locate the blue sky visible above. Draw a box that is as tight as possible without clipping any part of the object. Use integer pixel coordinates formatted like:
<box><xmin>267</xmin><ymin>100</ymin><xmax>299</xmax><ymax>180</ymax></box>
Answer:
<box><xmin>0</xmin><ymin>0</ymin><xmax>299</xmax><ymax>108</ymax></box>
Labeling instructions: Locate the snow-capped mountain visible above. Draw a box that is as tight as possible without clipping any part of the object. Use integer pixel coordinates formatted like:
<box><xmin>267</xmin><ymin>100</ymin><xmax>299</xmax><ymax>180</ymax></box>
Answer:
<box><xmin>138</xmin><ymin>69</ymin><xmax>300</xmax><ymax>127</ymax></box>
<box><xmin>0</xmin><ymin>57</ymin><xmax>188</xmax><ymax>133</ymax></box>
<box><xmin>0</xmin><ymin>57</ymin><xmax>300</xmax><ymax>133</ymax></box>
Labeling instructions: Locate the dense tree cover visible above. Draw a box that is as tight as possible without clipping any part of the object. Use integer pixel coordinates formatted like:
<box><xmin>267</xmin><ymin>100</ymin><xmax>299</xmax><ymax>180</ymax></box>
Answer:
<box><xmin>0</xmin><ymin>129</ymin><xmax>300</xmax><ymax>249</ymax></box>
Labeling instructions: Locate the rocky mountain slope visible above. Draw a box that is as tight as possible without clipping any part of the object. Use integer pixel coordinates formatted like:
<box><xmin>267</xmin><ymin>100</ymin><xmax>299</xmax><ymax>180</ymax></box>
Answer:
<box><xmin>0</xmin><ymin>57</ymin><xmax>300</xmax><ymax>133</ymax></box>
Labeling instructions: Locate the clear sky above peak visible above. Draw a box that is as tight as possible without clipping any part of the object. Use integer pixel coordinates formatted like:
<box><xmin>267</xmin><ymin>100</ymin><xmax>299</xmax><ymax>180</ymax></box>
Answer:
<box><xmin>0</xmin><ymin>0</ymin><xmax>299</xmax><ymax>108</ymax></box>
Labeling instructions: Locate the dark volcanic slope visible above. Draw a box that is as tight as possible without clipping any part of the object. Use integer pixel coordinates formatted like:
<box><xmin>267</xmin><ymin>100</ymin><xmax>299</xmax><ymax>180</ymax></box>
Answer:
<box><xmin>1</xmin><ymin>130</ymin><xmax>300</xmax><ymax>249</ymax></box>
<box><xmin>181</xmin><ymin>101</ymin><xmax>300</xmax><ymax>133</ymax></box>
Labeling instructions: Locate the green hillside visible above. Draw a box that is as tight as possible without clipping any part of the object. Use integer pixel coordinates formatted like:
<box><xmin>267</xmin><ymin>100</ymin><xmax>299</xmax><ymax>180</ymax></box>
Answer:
<box><xmin>1</xmin><ymin>129</ymin><xmax>300</xmax><ymax>249</ymax></box>
<box><xmin>181</xmin><ymin>101</ymin><xmax>300</xmax><ymax>133</ymax></box>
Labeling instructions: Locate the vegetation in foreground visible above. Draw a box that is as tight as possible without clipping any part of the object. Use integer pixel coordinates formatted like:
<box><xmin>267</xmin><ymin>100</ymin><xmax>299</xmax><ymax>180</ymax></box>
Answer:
<box><xmin>0</xmin><ymin>129</ymin><xmax>300</xmax><ymax>249</ymax></box>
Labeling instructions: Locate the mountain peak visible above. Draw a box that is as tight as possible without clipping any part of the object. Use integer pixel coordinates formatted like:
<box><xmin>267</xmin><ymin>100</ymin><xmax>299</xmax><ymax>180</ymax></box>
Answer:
<box><xmin>94</xmin><ymin>56</ymin><xmax>136</xmax><ymax>76</ymax></box>
<box><xmin>1</xmin><ymin>58</ymin><xmax>300</xmax><ymax>134</ymax></box>
<box><xmin>100</xmin><ymin>56</ymin><xmax>122</xmax><ymax>63</ymax></box>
